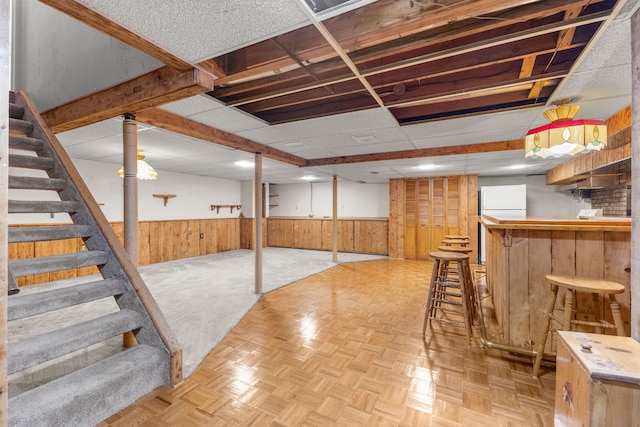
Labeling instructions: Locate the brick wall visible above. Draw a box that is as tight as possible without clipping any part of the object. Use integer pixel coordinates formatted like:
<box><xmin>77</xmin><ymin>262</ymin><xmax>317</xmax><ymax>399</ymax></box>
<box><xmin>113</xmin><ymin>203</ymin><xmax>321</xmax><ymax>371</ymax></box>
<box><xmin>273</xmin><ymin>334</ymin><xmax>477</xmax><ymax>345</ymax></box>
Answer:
<box><xmin>589</xmin><ymin>162</ymin><xmax>630</xmax><ymax>217</ymax></box>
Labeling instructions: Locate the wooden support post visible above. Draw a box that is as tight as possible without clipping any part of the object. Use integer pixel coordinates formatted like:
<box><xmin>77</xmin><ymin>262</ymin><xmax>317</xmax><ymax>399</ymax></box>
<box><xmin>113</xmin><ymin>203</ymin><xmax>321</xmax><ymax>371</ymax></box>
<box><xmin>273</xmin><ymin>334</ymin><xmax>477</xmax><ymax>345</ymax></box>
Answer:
<box><xmin>333</xmin><ymin>174</ymin><xmax>338</xmax><ymax>263</ymax></box>
<box><xmin>255</xmin><ymin>153</ymin><xmax>263</xmax><ymax>294</ymax></box>
<box><xmin>1</xmin><ymin>0</ymin><xmax>10</xmax><ymax>420</ymax></box>
<box><xmin>632</xmin><ymin>7</ymin><xmax>640</xmax><ymax>342</ymax></box>
<box><xmin>122</xmin><ymin>113</ymin><xmax>138</xmax><ymax>348</ymax></box>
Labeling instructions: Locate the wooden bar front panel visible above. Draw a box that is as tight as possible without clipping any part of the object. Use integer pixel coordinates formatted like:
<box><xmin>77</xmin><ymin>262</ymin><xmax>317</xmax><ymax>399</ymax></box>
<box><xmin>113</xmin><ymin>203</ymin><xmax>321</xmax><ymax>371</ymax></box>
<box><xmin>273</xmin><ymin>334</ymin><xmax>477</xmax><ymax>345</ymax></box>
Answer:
<box><xmin>485</xmin><ymin>226</ymin><xmax>631</xmax><ymax>352</ymax></box>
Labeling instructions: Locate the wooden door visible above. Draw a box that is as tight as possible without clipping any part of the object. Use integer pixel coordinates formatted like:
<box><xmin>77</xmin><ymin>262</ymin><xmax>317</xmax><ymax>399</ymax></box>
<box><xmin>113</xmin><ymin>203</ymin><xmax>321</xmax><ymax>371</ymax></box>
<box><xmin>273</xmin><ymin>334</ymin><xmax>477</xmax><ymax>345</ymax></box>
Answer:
<box><xmin>445</xmin><ymin>177</ymin><xmax>460</xmax><ymax>236</ymax></box>
<box><xmin>403</xmin><ymin>177</ymin><xmax>463</xmax><ymax>260</ymax></box>
<box><xmin>416</xmin><ymin>179</ymin><xmax>431</xmax><ymax>260</ymax></box>
<box><xmin>404</xmin><ymin>179</ymin><xmax>417</xmax><ymax>259</ymax></box>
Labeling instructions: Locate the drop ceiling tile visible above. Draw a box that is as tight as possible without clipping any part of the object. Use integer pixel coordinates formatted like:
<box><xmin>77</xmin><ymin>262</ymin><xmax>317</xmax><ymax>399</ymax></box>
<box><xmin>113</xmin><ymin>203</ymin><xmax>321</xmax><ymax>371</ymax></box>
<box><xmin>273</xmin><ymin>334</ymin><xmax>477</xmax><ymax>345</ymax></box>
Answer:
<box><xmin>274</xmin><ymin>108</ymin><xmax>398</xmax><ymax>139</ymax></box>
<box><xmin>327</xmin><ymin>140</ymin><xmax>415</xmax><ymax>156</ymax></box>
<box><xmin>58</xmin><ymin>118</ymin><xmax>124</xmax><ymax>146</ymax></box>
<box><xmin>160</xmin><ymin>94</ymin><xmax>224</xmax><ymax>117</ymax></box>
<box><xmin>300</xmin><ymin>127</ymin><xmax>409</xmax><ymax>149</ymax></box>
<box><xmin>80</xmin><ymin>0</ymin><xmax>311</xmax><ymax>62</ymax></box>
<box><xmin>551</xmin><ymin>66</ymin><xmax>632</xmax><ymax>116</ymax></box>
<box><xmin>575</xmin><ymin>19</ymin><xmax>631</xmax><ymax>74</ymax></box>
<box><xmin>237</xmin><ymin>126</ymin><xmax>299</xmax><ymax>145</ymax></box>
<box><xmin>188</xmin><ymin>107</ymin><xmax>266</xmax><ymax>133</ymax></box>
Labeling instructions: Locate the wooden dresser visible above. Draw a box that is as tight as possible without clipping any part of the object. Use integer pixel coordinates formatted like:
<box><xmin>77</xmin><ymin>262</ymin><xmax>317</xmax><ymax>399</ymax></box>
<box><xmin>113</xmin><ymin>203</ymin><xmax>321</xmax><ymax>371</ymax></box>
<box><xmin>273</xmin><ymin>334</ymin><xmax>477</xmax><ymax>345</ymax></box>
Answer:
<box><xmin>555</xmin><ymin>331</ymin><xmax>640</xmax><ymax>426</ymax></box>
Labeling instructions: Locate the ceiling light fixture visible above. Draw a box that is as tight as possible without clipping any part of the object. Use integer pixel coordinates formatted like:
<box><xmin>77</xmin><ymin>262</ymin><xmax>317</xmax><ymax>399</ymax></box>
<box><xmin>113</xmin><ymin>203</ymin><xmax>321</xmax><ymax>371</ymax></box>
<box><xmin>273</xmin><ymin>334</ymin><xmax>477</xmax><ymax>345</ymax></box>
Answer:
<box><xmin>417</xmin><ymin>163</ymin><xmax>437</xmax><ymax>170</ymax></box>
<box><xmin>118</xmin><ymin>149</ymin><xmax>158</xmax><ymax>180</ymax></box>
<box><xmin>234</xmin><ymin>160</ymin><xmax>255</xmax><ymax>168</ymax></box>
<box><xmin>525</xmin><ymin>99</ymin><xmax>607</xmax><ymax>159</ymax></box>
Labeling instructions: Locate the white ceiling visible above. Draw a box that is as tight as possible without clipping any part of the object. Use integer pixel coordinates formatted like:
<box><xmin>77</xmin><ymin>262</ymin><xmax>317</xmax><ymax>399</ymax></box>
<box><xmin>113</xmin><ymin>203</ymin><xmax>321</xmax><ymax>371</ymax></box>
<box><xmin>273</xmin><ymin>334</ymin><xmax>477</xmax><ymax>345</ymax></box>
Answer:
<box><xmin>56</xmin><ymin>0</ymin><xmax>639</xmax><ymax>184</ymax></box>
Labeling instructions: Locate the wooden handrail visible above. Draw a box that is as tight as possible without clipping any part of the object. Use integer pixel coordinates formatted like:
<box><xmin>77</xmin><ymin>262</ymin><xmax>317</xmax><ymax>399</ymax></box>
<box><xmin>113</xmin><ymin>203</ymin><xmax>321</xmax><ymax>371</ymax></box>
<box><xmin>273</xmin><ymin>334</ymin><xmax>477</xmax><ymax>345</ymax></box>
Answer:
<box><xmin>17</xmin><ymin>90</ymin><xmax>183</xmax><ymax>386</ymax></box>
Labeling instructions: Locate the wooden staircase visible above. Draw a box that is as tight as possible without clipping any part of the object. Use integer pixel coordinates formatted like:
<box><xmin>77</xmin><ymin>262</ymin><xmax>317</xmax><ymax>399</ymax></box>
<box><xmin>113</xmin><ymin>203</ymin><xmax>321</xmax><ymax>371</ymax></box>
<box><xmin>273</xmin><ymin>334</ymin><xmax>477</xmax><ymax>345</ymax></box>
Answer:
<box><xmin>6</xmin><ymin>90</ymin><xmax>182</xmax><ymax>426</ymax></box>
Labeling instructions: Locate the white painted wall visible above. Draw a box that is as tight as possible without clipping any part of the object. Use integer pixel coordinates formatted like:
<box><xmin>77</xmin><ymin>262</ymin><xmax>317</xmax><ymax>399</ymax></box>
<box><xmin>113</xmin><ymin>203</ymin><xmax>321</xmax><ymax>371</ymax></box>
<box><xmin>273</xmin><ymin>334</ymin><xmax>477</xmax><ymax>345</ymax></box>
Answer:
<box><xmin>12</xmin><ymin>0</ymin><xmax>162</xmax><ymax>111</ymax></box>
<box><xmin>478</xmin><ymin>174</ymin><xmax>590</xmax><ymax>218</ymax></box>
<box><xmin>8</xmin><ymin>158</ymin><xmax>243</xmax><ymax>225</ymax></box>
<box><xmin>269</xmin><ymin>181</ymin><xmax>388</xmax><ymax>218</ymax></box>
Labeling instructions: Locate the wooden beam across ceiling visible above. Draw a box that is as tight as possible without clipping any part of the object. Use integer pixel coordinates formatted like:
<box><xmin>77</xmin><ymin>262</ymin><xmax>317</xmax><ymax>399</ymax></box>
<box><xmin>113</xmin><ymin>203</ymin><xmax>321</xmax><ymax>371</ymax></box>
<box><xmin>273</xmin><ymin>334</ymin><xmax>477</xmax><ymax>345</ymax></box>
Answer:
<box><xmin>305</xmin><ymin>139</ymin><xmax>525</xmax><ymax>167</ymax></box>
<box><xmin>41</xmin><ymin>66</ymin><xmax>214</xmax><ymax>133</ymax></box>
<box><xmin>39</xmin><ymin>0</ymin><xmax>193</xmax><ymax>72</ymax></box>
<box><xmin>134</xmin><ymin>107</ymin><xmax>307</xmax><ymax>167</ymax></box>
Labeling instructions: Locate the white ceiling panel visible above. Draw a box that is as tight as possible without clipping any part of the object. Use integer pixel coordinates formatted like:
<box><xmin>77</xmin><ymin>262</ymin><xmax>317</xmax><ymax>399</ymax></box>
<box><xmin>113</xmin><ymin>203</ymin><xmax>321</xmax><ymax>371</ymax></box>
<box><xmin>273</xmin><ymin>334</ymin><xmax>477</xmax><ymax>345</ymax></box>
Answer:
<box><xmin>187</xmin><ymin>107</ymin><xmax>267</xmax><ymax>133</ymax></box>
<box><xmin>159</xmin><ymin>94</ymin><xmax>224</xmax><ymax>117</ymax></box>
<box><xmin>79</xmin><ymin>0</ymin><xmax>311</xmax><ymax>62</ymax></box>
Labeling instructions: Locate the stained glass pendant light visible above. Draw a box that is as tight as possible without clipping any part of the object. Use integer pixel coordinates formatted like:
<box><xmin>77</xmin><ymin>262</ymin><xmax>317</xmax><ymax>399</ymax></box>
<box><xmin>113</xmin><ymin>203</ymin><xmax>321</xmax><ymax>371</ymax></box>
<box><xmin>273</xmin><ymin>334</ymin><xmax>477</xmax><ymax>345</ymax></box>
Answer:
<box><xmin>525</xmin><ymin>100</ymin><xmax>607</xmax><ymax>159</ymax></box>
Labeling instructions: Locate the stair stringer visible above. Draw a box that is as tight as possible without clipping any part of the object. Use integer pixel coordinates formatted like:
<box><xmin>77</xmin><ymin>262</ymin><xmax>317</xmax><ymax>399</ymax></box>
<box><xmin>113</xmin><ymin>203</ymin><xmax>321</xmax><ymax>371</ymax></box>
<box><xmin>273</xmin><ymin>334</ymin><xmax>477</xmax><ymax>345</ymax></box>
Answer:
<box><xmin>13</xmin><ymin>90</ymin><xmax>183</xmax><ymax>386</ymax></box>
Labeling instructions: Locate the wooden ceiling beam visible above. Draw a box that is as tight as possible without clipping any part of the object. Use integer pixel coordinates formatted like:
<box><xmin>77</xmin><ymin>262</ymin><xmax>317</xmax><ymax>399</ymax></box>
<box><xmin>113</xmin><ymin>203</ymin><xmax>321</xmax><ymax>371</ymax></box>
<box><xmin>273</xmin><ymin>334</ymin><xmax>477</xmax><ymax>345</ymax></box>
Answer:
<box><xmin>41</xmin><ymin>66</ymin><xmax>214</xmax><ymax>133</ymax></box>
<box><xmin>39</xmin><ymin>0</ymin><xmax>193</xmax><ymax>72</ymax></box>
<box><xmin>134</xmin><ymin>107</ymin><xmax>307</xmax><ymax>167</ymax></box>
<box><xmin>305</xmin><ymin>140</ymin><xmax>525</xmax><ymax>167</ymax></box>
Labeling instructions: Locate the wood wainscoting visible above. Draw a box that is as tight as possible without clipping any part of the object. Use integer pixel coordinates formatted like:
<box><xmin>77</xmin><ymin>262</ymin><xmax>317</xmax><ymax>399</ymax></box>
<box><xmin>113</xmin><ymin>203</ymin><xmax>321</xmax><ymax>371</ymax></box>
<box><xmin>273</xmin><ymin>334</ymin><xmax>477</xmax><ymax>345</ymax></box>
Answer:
<box><xmin>266</xmin><ymin>217</ymin><xmax>388</xmax><ymax>255</ymax></box>
<box><xmin>9</xmin><ymin>218</ymin><xmax>241</xmax><ymax>287</ymax></box>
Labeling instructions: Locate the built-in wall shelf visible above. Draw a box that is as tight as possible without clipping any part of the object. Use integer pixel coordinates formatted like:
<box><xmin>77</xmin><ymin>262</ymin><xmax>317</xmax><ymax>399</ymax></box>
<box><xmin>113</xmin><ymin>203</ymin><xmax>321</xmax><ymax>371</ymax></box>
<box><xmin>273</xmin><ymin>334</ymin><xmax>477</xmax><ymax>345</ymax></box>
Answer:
<box><xmin>153</xmin><ymin>194</ymin><xmax>176</xmax><ymax>206</ymax></box>
<box><xmin>268</xmin><ymin>193</ymin><xmax>279</xmax><ymax>209</ymax></box>
<box><xmin>211</xmin><ymin>204</ymin><xmax>242</xmax><ymax>214</ymax></box>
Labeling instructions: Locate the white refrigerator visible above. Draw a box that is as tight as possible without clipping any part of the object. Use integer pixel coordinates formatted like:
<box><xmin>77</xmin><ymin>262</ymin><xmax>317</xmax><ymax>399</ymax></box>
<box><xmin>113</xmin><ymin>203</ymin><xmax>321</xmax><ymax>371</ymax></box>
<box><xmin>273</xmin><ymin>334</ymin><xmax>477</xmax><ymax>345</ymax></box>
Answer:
<box><xmin>480</xmin><ymin>184</ymin><xmax>527</xmax><ymax>263</ymax></box>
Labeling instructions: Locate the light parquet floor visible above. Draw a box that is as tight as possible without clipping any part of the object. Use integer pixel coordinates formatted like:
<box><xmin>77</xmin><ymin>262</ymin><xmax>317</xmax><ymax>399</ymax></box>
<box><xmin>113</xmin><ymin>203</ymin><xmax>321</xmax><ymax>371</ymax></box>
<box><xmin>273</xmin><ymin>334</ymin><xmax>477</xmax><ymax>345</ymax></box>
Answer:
<box><xmin>100</xmin><ymin>258</ymin><xmax>556</xmax><ymax>426</ymax></box>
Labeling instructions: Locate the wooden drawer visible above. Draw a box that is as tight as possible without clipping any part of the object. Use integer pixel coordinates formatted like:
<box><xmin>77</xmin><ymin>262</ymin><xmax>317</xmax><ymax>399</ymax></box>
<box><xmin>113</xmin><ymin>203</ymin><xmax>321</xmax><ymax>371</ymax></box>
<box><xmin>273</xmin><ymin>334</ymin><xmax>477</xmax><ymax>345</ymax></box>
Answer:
<box><xmin>555</xmin><ymin>331</ymin><xmax>640</xmax><ymax>426</ymax></box>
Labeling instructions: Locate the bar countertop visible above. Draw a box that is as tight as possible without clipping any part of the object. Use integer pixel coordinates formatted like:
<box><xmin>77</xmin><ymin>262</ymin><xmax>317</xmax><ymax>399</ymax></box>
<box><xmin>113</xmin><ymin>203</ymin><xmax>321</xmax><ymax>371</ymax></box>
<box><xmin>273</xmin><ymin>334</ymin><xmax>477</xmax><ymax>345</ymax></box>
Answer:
<box><xmin>480</xmin><ymin>215</ymin><xmax>631</xmax><ymax>232</ymax></box>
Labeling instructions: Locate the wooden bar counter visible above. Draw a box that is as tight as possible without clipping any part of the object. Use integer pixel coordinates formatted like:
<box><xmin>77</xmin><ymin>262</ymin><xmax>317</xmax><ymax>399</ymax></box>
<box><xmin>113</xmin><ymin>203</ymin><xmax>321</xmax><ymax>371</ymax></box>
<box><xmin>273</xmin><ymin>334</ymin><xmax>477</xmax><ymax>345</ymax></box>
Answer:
<box><xmin>480</xmin><ymin>215</ymin><xmax>631</xmax><ymax>354</ymax></box>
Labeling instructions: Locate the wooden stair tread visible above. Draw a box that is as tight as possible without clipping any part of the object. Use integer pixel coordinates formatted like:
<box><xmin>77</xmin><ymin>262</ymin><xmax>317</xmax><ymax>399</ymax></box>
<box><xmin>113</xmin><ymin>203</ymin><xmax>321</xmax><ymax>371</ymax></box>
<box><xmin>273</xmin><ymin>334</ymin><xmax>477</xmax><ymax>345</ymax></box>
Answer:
<box><xmin>8</xmin><ymin>345</ymin><xmax>167</xmax><ymax>427</ymax></box>
<box><xmin>9</xmin><ymin>135</ymin><xmax>44</xmax><ymax>151</ymax></box>
<box><xmin>8</xmin><ymin>224</ymin><xmax>94</xmax><ymax>243</ymax></box>
<box><xmin>9</xmin><ymin>153</ymin><xmax>56</xmax><ymax>170</ymax></box>
<box><xmin>8</xmin><ymin>309</ymin><xmax>144</xmax><ymax>374</ymax></box>
<box><xmin>9</xmin><ymin>251</ymin><xmax>110</xmax><ymax>277</ymax></box>
<box><xmin>9</xmin><ymin>175</ymin><xmax>68</xmax><ymax>191</ymax></box>
<box><xmin>8</xmin><ymin>199</ymin><xmax>83</xmax><ymax>213</ymax></box>
<box><xmin>8</xmin><ymin>278</ymin><xmax>127</xmax><ymax>321</ymax></box>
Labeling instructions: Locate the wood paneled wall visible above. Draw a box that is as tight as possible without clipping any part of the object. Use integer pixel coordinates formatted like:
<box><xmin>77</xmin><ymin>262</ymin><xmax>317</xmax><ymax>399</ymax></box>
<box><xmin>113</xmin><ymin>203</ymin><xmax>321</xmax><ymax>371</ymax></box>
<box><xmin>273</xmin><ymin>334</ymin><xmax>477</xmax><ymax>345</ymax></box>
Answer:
<box><xmin>266</xmin><ymin>218</ymin><xmax>388</xmax><ymax>255</ymax></box>
<box><xmin>486</xmin><ymin>228</ymin><xmax>631</xmax><ymax>353</ymax></box>
<box><xmin>239</xmin><ymin>217</ymin><xmax>268</xmax><ymax>250</ymax></box>
<box><xmin>9</xmin><ymin>218</ymin><xmax>241</xmax><ymax>287</ymax></box>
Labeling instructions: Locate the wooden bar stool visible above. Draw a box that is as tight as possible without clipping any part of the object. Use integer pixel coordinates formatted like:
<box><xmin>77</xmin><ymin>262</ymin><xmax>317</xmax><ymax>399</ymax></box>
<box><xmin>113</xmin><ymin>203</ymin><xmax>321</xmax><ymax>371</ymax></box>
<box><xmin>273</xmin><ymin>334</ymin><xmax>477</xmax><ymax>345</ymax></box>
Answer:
<box><xmin>532</xmin><ymin>274</ymin><xmax>627</xmax><ymax>376</ymax></box>
<box><xmin>441</xmin><ymin>239</ymin><xmax>469</xmax><ymax>247</ymax></box>
<box><xmin>437</xmin><ymin>245</ymin><xmax>472</xmax><ymax>254</ymax></box>
<box><xmin>445</xmin><ymin>235</ymin><xmax>470</xmax><ymax>241</ymax></box>
<box><xmin>423</xmin><ymin>251</ymin><xmax>476</xmax><ymax>342</ymax></box>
